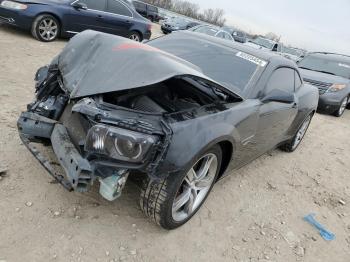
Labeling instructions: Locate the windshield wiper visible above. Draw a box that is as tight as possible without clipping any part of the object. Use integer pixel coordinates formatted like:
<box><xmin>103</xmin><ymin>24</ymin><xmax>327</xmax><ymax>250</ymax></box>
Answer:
<box><xmin>299</xmin><ymin>66</ymin><xmax>313</xmax><ymax>71</ymax></box>
<box><xmin>312</xmin><ymin>70</ymin><xmax>336</xmax><ymax>76</ymax></box>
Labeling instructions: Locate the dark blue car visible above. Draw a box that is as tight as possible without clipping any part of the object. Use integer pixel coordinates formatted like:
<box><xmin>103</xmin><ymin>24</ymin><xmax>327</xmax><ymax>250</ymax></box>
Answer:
<box><xmin>0</xmin><ymin>0</ymin><xmax>152</xmax><ymax>42</ymax></box>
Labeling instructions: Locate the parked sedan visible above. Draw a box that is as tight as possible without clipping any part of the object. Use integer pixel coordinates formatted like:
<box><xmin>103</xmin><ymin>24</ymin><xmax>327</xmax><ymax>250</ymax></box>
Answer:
<box><xmin>161</xmin><ymin>17</ymin><xmax>199</xmax><ymax>34</ymax></box>
<box><xmin>245</xmin><ymin>36</ymin><xmax>282</xmax><ymax>52</ymax></box>
<box><xmin>17</xmin><ymin>30</ymin><xmax>318</xmax><ymax>229</ymax></box>
<box><xmin>189</xmin><ymin>25</ymin><xmax>234</xmax><ymax>41</ymax></box>
<box><xmin>0</xmin><ymin>0</ymin><xmax>152</xmax><ymax>42</ymax></box>
<box><xmin>298</xmin><ymin>52</ymin><xmax>350</xmax><ymax>117</ymax></box>
<box><xmin>221</xmin><ymin>26</ymin><xmax>247</xmax><ymax>43</ymax></box>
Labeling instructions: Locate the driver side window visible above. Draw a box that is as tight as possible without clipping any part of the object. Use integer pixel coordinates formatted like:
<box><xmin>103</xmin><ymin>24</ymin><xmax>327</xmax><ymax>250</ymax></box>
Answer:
<box><xmin>265</xmin><ymin>68</ymin><xmax>295</xmax><ymax>95</ymax></box>
<box><xmin>77</xmin><ymin>0</ymin><xmax>106</xmax><ymax>11</ymax></box>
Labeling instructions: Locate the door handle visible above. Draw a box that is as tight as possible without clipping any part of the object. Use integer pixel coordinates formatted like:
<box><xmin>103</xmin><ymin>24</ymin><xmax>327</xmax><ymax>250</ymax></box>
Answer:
<box><xmin>97</xmin><ymin>14</ymin><xmax>103</xmax><ymax>19</ymax></box>
<box><xmin>292</xmin><ymin>102</ymin><xmax>298</xmax><ymax>108</ymax></box>
<box><xmin>125</xmin><ymin>20</ymin><xmax>131</xmax><ymax>23</ymax></box>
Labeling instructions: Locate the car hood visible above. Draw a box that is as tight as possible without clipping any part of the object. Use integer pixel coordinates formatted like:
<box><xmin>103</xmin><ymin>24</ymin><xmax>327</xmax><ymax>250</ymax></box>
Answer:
<box><xmin>299</xmin><ymin>69</ymin><xmax>350</xmax><ymax>85</ymax></box>
<box><xmin>55</xmin><ymin>30</ymin><xmax>231</xmax><ymax>99</ymax></box>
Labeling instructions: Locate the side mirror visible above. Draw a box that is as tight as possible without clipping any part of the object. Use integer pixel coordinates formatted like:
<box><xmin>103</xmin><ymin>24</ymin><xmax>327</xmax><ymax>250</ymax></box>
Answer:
<box><xmin>261</xmin><ymin>89</ymin><xmax>294</xmax><ymax>104</ymax></box>
<box><xmin>72</xmin><ymin>2</ymin><xmax>88</xmax><ymax>10</ymax></box>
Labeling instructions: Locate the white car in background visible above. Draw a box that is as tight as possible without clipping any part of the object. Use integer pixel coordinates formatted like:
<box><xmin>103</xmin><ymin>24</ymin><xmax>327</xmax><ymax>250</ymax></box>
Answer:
<box><xmin>188</xmin><ymin>25</ymin><xmax>234</xmax><ymax>41</ymax></box>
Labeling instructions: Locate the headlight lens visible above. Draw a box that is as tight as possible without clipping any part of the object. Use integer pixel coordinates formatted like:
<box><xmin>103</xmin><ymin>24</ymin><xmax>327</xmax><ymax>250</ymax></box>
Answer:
<box><xmin>1</xmin><ymin>0</ymin><xmax>28</xmax><ymax>10</ymax></box>
<box><xmin>328</xmin><ymin>83</ymin><xmax>347</xmax><ymax>92</ymax></box>
<box><xmin>85</xmin><ymin>125</ymin><xmax>157</xmax><ymax>163</ymax></box>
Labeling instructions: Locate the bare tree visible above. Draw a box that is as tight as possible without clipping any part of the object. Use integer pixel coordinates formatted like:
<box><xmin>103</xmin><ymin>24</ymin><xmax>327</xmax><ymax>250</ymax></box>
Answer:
<box><xmin>201</xmin><ymin>8</ymin><xmax>226</xmax><ymax>26</ymax></box>
<box><xmin>171</xmin><ymin>0</ymin><xmax>199</xmax><ymax>19</ymax></box>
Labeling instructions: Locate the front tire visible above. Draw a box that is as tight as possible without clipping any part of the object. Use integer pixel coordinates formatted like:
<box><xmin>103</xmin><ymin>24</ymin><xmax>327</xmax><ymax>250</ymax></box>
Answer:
<box><xmin>334</xmin><ymin>96</ymin><xmax>349</xmax><ymax>117</ymax></box>
<box><xmin>280</xmin><ymin>114</ymin><xmax>313</xmax><ymax>152</ymax></box>
<box><xmin>31</xmin><ymin>14</ymin><xmax>60</xmax><ymax>42</ymax></box>
<box><xmin>140</xmin><ymin>145</ymin><xmax>222</xmax><ymax>230</ymax></box>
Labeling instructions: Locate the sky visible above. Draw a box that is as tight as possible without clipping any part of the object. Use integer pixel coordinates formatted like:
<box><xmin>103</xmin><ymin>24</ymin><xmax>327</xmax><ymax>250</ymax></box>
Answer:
<box><xmin>190</xmin><ymin>0</ymin><xmax>350</xmax><ymax>55</ymax></box>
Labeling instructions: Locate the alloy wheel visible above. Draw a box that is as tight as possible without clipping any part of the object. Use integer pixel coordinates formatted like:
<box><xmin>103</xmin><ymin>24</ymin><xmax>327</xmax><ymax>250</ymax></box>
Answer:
<box><xmin>338</xmin><ymin>97</ymin><xmax>348</xmax><ymax>116</ymax></box>
<box><xmin>172</xmin><ymin>153</ymin><xmax>218</xmax><ymax>222</ymax></box>
<box><xmin>38</xmin><ymin>18</ymin><xmax>58</xmax><ymax>41</ymax></box>
<box><xmin>129</xmin><ymin>33</ymin><xmax>140</xmax><ymax>42</ymax></box>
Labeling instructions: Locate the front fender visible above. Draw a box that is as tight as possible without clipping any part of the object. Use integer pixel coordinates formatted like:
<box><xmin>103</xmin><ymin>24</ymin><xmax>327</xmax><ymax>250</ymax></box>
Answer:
<box><xmin>155</xmin><ymin>113</ymin><xmax>240</xmax><ymax>179</ymax></box>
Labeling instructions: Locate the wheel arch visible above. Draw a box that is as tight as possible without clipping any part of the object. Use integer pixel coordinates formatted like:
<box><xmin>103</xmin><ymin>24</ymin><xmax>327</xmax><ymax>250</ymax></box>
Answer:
<box><xmin>34</xmin><ymin>12</ymin><xmax>62</xmax><ymax>31</ymax></box>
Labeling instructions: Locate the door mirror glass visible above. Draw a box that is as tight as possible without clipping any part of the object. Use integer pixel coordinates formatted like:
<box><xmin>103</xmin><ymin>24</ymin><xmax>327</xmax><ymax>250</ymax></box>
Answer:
<box><xmin>261</xmin><ymin>89</ymin><xmax>294</xmax><ymax>104</ymax></box>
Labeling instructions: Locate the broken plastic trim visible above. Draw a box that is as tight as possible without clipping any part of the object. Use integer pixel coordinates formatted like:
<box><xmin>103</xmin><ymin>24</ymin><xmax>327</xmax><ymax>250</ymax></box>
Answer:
<box><xmin>19</xmin><ymin>134</ymin><xmax>73</xmax><ymax>191</ymax></box>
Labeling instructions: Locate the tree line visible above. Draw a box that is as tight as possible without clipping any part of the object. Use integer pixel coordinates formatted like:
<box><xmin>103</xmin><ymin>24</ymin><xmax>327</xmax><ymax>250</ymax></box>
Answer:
<box><xmin>142</xmin><ymin>0</ymin><xmax>226</xmax><ymax>26</ymax></box>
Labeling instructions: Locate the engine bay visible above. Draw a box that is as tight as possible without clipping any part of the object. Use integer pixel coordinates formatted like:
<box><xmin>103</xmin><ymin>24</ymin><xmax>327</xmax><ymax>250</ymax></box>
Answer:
<box><xmin>102</xmin><ymin>77</ymin><xmax>230</xmax><ymax>114</ymax></box>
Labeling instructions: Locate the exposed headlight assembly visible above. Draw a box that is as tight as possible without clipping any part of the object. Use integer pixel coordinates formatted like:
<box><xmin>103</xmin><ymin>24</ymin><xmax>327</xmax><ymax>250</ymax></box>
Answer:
<box><xmin>85</xmin><ymin>125</ymin><xmax>157</xmax><ymax>163</ymax></box>
<box><xmin>1</xmin><ymin>0</ymin><xmax>27</xmax><ymax>10</ymax></box>
<box><xmin>328</xmin><ymin>83</ymin><xmax>347</xmax><ymax>92</ymax></box>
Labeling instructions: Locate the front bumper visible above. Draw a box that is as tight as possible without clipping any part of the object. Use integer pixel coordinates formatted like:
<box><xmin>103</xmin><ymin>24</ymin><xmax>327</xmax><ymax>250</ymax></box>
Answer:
<box><xmin>17</xmin><ymin>112</ymin><xmax>129</xmax><ymax>197</ymax></box>
<box><xmin>161</xmin><ymin>26</ymin><xmax>174</xmax><ymax>34</ymax></box>
<box><xmin>317</xmin><ymin>92</ymin><xmax>345</xmax><ymax>114</ymax></box>
<box><xmin>0</xmin><ymin>7</ymin><xmax>33</xmax><ymax>30</ymax></box>
<box><xmin>18</xmin><ymin>112</ymin><xmax>93</xmax><ymax>192</ymax></box>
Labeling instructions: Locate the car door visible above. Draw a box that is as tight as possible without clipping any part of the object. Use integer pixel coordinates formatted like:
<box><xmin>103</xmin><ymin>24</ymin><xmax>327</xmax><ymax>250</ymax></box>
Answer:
<box><xmin>99</xmin><ymin>0</ymin><xmax>134</xmax><ymax>37</ymax></box>
<box><xmin>254</xmin><ymin>67</ymin><xmax>298</xmax><ymax>152</ymax></box>
<box><xmin>67</xmin><ymin>0</ymin><xmax>107</xmax><ymax>33</ymax></box>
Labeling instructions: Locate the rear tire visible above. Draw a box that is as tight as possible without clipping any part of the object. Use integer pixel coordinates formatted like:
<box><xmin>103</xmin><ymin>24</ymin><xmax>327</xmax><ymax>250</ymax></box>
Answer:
<box><xmin>334</xmin><ymin>96</ymin><xmax>349</xmax><ymax>117</ymax></box>
<box><xmin>31</xmin><ymin>14</ymin><xmax>60</xmax><ymax>42</ymax></box>
<box><xmin>128</xmin><ymin>31</ymin><xmax>142</xmax><ymax>42</ymax></box>
<box><xmin>140</xmin><ymin>145</ymin><xmax>222</xmax><ymax>230</ymax></box>
<box><xmin>280</xmin><ymin>113</ymin><xmax>313</xmax><ymax>152</ymax></box>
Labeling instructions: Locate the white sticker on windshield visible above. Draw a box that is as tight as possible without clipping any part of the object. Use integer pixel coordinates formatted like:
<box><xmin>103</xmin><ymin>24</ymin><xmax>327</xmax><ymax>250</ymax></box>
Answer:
<box><xmin>236</xmin><ymin>51</ymin><xmax>267</xmax><ymax>67</ymax></box>
<box><xmin>339</xmin><ymin>63</ymin><xmax>350</xmax><ymax>69</ymax></box>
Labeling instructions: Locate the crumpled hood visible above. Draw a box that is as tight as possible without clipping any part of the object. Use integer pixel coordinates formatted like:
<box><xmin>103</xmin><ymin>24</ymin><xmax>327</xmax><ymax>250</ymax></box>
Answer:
<box><xmin>56</xmin><ymin>30</ymin><xmax>220</xmax><ymax>98</ymax></box>
<box><xmin>299</xmin><ymin>69</ymin><xmax>350</xmax><ymax>85</ymax></box>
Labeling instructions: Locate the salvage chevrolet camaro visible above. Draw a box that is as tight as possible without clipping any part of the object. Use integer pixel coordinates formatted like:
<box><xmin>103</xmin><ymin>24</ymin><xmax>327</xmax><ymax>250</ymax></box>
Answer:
<box><xmin>17</xmin><ymin>30</ymin><xmax>318</xmax><ymax>229</ymax></box>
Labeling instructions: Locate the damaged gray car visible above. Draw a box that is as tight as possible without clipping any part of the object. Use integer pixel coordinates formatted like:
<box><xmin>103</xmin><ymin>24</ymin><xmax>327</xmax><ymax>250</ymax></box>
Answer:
<box><xmin>18</xmin><ymin>30</ymin><xmax>318</xmax><ymax>229</ymax></box>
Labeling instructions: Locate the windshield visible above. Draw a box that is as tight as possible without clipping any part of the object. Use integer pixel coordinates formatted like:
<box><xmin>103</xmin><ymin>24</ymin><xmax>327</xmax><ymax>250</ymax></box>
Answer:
<box><xmin>193</xmin><ymin>26</ymin><xmax>219</xmax><ymax>36</ymax></box>
<box><xmin>283</xmin><ymin>47</ymin><xmax>302</xmax><ymax>57</ymax></box>
<box><xmin>149</xmin><ymin>36</ymin><xmax>264</xmax><ymax>92</ymax></box>
<box><xmin>251</xmin><ymin>37</ymin><xmax>275</xmax><ymax>49</ymax></box>
<box><xmin>299</xmin><ymin>55</ymin><xmax>350</xmax><ymax>79</ymax></box>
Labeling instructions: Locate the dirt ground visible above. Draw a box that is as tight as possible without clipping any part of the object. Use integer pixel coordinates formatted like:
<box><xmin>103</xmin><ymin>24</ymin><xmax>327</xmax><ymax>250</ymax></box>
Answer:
<box><xmin>0</xmin><ymin>22</ymin><xmax>350</xmax><ymax>262</ymax></box>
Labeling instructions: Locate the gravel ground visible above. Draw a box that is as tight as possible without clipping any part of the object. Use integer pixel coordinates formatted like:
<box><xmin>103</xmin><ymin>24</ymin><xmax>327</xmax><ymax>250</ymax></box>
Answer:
<box><xmin>0</xmin><ymin>23</ymin><xmax>350</xmax><ymax>262</ymax></box>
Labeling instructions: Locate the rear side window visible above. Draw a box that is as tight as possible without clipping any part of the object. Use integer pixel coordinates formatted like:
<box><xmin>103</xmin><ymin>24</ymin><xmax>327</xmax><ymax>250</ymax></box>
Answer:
<box><xmin>107</xmin><ymin>0</ymin><xmax>132</xmax><ymax>16</ymax></box>
<box><xmin>216</xmin><ymin>32</ymin><xmax>225</xmax><ymax>38</ymax></box>
<box><xmin>78</xmin><ymin>0</ymin><xmax>106</xmax><ymax>11</ymax></box>
<box><xmin>148</xmin><ymin>6</ymin><xmax>157</xmax><ymax>12</ymax></box>
<box><xmin>295</xmin><ymin>71</ymin><xmax>302</xmax><ymax>90</ymax></box>
<box><xmin>265</xmin><ymin>68</ymin><xmax>295</xmax><ymax>94</ymax></box>
<box><xmin>133</xmin><ymin>1</ymin><xmax>146</xmax><ymax>9</ymax></box>
<box><xmin>223</xmin><ymin>32</ymin><xmax>232</xmax><ymax>40</ymax></box>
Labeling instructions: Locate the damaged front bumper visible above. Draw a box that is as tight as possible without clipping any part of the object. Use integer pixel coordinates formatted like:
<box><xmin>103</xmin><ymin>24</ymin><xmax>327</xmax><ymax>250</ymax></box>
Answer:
<box><xmin>17</xmin><ymin>104</ymin><xmax>167</xmax><ymax>201</ymax></box>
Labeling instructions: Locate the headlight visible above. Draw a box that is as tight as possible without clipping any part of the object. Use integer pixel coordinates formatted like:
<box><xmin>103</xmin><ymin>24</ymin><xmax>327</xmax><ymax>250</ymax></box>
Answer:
<box><xmin>328</xmin><ymin>83</ymin><xmax>347</xmax><ymax>92</ymax></box>
<box><xmin>85</xmin><ymin>125</ymin><xmax>157</xmax><ymax>163</ymax></box>
<box><xmin>1</xmin><ymin>0</ymin><xmax>28</xmax><ymax>10</ymax></box>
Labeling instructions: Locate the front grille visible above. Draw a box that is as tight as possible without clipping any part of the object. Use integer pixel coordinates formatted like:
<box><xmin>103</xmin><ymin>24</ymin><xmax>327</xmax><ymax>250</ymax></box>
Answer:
<box><xmin>303</xmin><ymin>78</ymin><xmax>332</xmax><ymax>95</ymax></box>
